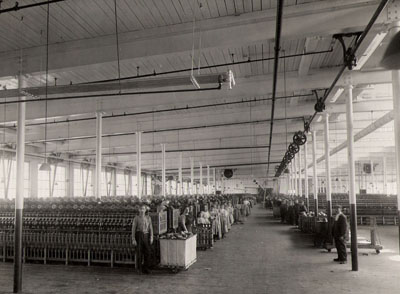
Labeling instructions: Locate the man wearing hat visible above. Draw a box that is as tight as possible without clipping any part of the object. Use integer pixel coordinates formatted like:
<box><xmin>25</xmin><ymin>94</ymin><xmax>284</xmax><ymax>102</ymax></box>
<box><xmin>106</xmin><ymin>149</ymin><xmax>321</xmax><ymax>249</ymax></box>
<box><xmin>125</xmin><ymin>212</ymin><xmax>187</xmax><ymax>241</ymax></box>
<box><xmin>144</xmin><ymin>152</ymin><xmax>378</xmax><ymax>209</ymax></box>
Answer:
<box><xmin>332</xmin><ymin>205</ymin><xmax>348</xmax><ymax>264</ymax></box>
<box><xmin>132</xmin><ymin>203</ymin><xmax>153</xmax><ymax>274</ymax></box>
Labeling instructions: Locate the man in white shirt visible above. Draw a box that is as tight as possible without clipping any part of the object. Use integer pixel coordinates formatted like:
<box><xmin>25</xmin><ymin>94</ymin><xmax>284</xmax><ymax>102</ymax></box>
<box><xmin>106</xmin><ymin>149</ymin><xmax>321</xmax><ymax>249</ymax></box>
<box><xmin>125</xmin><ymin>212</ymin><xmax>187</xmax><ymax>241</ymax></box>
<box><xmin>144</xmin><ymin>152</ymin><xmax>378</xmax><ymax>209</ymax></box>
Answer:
<box><xmin>132</xmin><ymin>204</ymin><xmax>153</xmax><ymax>274</ymax></box>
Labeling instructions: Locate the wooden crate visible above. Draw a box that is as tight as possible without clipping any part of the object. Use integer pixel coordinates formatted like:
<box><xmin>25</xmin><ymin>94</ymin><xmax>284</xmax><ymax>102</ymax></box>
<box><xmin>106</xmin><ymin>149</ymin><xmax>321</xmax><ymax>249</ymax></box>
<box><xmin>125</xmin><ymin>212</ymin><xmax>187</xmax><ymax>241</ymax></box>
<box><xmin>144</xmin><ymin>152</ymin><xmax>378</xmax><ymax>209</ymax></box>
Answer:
<box><xmin>149</xmin><ymin>212</ymin><xmax>167</xmax><ymax>235</ymax></box>
<box><xmin>159</xmin><ymin>234</ymin><xmax>196</xmax><ymax>269</ymax></box>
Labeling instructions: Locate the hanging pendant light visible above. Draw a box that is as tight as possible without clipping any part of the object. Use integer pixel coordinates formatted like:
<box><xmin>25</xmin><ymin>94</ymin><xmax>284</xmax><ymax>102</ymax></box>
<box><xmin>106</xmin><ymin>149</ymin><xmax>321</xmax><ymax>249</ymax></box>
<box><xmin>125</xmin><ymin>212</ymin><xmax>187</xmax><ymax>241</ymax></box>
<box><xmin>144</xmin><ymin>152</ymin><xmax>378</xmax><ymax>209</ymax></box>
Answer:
<box><xmin>39</xmin><ymin>2</ymin><xmax>51</xmax><ymax>172</ymax></box>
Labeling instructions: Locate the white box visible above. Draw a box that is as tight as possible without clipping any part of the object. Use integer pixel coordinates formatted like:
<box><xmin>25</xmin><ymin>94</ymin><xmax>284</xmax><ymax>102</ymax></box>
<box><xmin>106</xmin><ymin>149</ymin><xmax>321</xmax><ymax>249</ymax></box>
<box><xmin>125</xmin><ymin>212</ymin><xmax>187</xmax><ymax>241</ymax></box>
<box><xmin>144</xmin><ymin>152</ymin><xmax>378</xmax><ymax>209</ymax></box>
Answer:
<box><xmin>159</xmin><ymin>234</ymin><xmax>197</xmax><ymax>269</ymax></box>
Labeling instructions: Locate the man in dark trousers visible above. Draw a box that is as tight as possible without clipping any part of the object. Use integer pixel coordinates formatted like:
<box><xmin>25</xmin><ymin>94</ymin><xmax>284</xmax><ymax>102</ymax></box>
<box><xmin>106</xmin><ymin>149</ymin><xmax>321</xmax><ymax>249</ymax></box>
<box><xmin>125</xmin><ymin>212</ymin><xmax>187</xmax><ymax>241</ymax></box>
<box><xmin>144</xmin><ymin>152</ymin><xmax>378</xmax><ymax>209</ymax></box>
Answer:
<box><xmin>132</xmin><ymin>203</ymin><xmax>154</xmax><ymax>274</ymax></box>
<box><xmin>280</xmin><ymin>200</ymin><xmax>288</xmax><ymax>223</ymax></box>
<box><xmin>332</xmin><ymin>205</ymin><xmax>348</xmax><ymax>264</ymax></box>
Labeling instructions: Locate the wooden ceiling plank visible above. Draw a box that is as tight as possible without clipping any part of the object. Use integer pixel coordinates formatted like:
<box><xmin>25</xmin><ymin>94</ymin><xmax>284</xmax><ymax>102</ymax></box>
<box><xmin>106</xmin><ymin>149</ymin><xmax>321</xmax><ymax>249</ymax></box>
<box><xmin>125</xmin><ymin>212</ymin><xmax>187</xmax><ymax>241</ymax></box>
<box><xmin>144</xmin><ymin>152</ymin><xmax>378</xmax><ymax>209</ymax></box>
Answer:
<box><xmin>171</xmin><ymin>0</ymin><xmax>190</xmax><ymax>23</ymax></box>
<box><xmin>3</xmin><ymin>11</ymin><xmax>41</xmax><ymax>48</ymax></box>
<box><xmin>224</xmin><ymin>0</ymin><xmax>235</xmax><ymax>15</ymax></box>
<box><xmin>252</xmin><ymin>0</ymin><xmax>261</xmax><ymax>11</ymax></box>
<box><xmin>131</xmin><ymin>0</ymin><xmax>158</xmax><ymax>29</ymax></box>
<box><xmin>198</xmin><ymin>0</ymin><xmax>212</xmax><ymax>19</ymax></box>
<box><xmin>243</xmin><ymin>0</ymin><xmax>253</xmax><ymax>13</ymax></box>
<box><xmin>248</xmin><ymin>44</ymin><xmax>258</xmax><ymax>75</ymax></box>
<box><xmin>120</xmin><ymin>0</ymin><xmax>146</xmax><ymax>29</ymax></box>
<box><xmin>87</xmin><ymin>0</ymin><xmax>116</xmax><ymax>35</ymax></box>
<box><xmin>50</xmin><ymin>1</ymin><xmax>90</xmax><ymax>42</ymax></box>
<box><xmin>110</xmin><ymin>0</ymin><xmax>142</xmax><ymax>32</ymax></box>
<box><xmin>143</xmin><ymin>0</ymin><xmax>170</xmax><ymax>26</ymax></box>
<box><xmin>234</xmin><ymin>0</ymin><xmax>244</xmax><ymax>15</ymax></box>
<box><xmin>206</xmin><ymin>0</ymin><xmax>220</xmax><ymax>18</ymax></box>
<box><xmin>261</xmin><ymin>0</ymin><xmax>271</xmax><ymax>10</ymax></box>
<box><xmin>213</xmin><ymin>0</ymin><xmax>226</xmax><ymax>17</ymax></box>
<box><xmin>160</xmin><ymin>0</ymin><xmax>183</xmax><ymax>24</ymax></box>
<box><xmin>178</xmin><ymin>0</ymin><xmax>196</xmax><ymax>21</ymax></box>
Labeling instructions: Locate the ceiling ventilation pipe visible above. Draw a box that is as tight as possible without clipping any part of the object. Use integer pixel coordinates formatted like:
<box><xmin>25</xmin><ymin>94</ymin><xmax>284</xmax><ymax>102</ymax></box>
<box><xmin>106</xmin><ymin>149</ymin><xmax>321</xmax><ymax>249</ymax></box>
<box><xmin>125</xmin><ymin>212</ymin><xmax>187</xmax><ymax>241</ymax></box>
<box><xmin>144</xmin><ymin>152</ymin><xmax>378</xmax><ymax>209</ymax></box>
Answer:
<box><xmin>0</xmin><ymin>0</ymin><xmax>64</xmax><ymax>14</ymax></box>
<box><xmin>5</xmin><ymin>93</ymin><xmax>312</xmax><ymax>127</ymax></box>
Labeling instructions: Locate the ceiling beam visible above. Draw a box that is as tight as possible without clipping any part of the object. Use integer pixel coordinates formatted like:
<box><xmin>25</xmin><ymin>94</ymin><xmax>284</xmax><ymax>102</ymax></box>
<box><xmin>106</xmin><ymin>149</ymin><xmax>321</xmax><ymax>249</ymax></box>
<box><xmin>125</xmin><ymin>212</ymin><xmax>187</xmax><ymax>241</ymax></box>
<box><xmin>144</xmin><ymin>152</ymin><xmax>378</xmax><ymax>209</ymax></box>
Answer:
<box><xmin>0</xmin><ymin>68</ymin><xmax>393</xmax><ymax>123</ymax></box>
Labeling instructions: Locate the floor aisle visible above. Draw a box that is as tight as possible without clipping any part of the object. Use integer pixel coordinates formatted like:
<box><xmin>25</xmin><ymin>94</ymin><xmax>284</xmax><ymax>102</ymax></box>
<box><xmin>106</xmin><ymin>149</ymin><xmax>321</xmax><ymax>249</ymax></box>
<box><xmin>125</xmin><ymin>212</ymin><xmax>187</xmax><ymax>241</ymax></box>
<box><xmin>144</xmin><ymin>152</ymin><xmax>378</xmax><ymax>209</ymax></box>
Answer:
<box><xmin>1</xmin><ymin>205</ymin><xmax>400</xmax><ymax>294</ymax></box>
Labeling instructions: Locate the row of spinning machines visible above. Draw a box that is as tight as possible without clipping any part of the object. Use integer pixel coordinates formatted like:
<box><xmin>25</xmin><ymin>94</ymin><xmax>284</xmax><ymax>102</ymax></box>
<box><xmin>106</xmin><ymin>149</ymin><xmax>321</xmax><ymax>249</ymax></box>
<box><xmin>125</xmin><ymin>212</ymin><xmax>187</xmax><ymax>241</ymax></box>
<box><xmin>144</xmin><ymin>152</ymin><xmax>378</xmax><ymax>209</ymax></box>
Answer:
<box><xmin>288</xmin><ymin>193</ymin><xmax>399</xmax><ymax>225</ymax></box>
<box><xmin>0</xmin><ymin>197</ymin><xmax>177</xmax><ymax>267</ymax></box>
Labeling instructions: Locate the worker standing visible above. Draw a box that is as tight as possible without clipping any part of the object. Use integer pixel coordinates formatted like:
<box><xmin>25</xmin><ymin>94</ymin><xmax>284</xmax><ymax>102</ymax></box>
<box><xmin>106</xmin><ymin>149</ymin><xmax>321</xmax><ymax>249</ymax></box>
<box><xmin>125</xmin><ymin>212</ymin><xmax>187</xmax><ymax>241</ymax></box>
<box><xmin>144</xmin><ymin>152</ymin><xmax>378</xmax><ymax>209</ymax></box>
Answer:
<box><xmin>132</xmin><ymin>203</ymin><xmax>153</xmax><ymax>274</ymax></box>
<box><xmin>332</xmin><ymin>205</ymin><xmax>348</xmax><ymax>264</ymax></box>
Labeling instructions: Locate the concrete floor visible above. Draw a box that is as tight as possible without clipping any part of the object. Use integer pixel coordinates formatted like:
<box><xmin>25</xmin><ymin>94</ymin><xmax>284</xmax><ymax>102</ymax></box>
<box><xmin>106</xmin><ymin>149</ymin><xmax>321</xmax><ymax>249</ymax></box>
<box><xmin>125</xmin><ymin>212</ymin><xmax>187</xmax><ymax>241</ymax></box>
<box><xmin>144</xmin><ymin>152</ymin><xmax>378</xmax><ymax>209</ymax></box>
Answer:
<box><xmin>1</xmin><ymin>205</ymin><xmax>400</xmax><ymax>294</ymax></box>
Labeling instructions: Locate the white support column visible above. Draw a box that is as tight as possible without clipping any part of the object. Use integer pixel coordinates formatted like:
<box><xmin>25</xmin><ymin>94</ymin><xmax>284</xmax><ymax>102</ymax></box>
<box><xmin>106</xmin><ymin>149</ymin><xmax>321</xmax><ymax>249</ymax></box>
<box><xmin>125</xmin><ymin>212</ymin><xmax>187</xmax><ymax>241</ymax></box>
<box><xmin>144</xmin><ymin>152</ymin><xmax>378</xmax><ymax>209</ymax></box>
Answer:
<box><xmin>129</xmin><ymin>171</ymin><xmax>133</xmax><ymax>196</ymax></box>
<box><xmin>383</xmin><ymin>157</ymin><xmax>387</xmax><ymax>195</ymax></box>
<box><xmin>324</xmin><ymin>112</ymin><xmax>333</xmax><ymax>235</ymax></box>
<box><xmin>14</xmin><ymin>74</ymin><xmax>25</xmax><ymax>292</ymax></box>
<box><xmin>199</xmin><ymin>162</ymin><xmax>203</xmax><ymax>195</ymax></box>
<box><xmin>168</xmin><ymin>179</ymin><xmax>172</xmax><ymax>195</ymax></box>
<box><xmin>207</xmin><ymin>165</ymin><xmax>210</xmax><ymax>195</ymax></box>
<box><xmin>298</xmin><ymin>150</ymin><xmax>302</xmax><ymax>197</ymax></box>
<box><xmin>292</xmin><ymin>163</ymin><xmax>296</xmax><ymax>195</ymax></box>
<box><xmin>290</xmin><ymin>163</ymin><xmax>294</xmax><ymax>195</ymax></box>
<box><xmin>390</xmin><ymin>26</ymin><xmax>400</xmax><ymax>253</ymax></box>
<box><xmin>161</xmin><ymin>144</ymin><xmax>166</xmax><ymax>197</ymax></box>
<box><xmin>111</xmin><ymin>168</ymin><xmax>117</xmax><ymax>196</ymax></box>
<box><xmin>136</xmin><ymin>132</ymin><xmax>142</xmax><ymax>198</ymax></box>
<box><xmin>178</xmin><ymin>153</ymin><xmax>183</xmax><ymax>196</ymax></box>
<box><xmin>213</xmin><ymin>168</ymin><xmax>216</xmax><ymax>194</ymax></box>
<box><xmin>66</xmin><ymin>161</ymin><xmax>74</xmax><ymax>198</ymax></box>
<box><xmin>312</xmin><ymin>131</ymin><xmax>318</xmax><ymax>216</ymax></box>
<box><xmin>370</xmin><ymin>159</ymin><xmax>374</xmax><ymax>194</ymax></box>
<box><xmin>294</xmin><ymin>155</ymin><xmax>298</xmax><ymax>196</ymax></box>
<box><xmin>304</xmin><ymin>141</ymin><xmax>309</xmax><ymax>208</ymax></box>
<box><xmin>95</xmin><ymin>112</ymin><xmax>102</xmax><ymax>198</ymax></box>
<box><xmin>29</xmin><ymin>159</ymin><xmax>39</xmax><ymax>199</ymax></box>
<box><xmin>190</xmin><ymin>157</ymin><xmax>194</xmax><ymax>195</ymax></box>
<box><xmin>345</xmin><ymin>83</ymin><xmax>358</xmax><ymax>271</ymax></box>
<box><xmin>287</xmin><ymin>166</ymin><xmax>291</xmax><ymax>195</ymax></box>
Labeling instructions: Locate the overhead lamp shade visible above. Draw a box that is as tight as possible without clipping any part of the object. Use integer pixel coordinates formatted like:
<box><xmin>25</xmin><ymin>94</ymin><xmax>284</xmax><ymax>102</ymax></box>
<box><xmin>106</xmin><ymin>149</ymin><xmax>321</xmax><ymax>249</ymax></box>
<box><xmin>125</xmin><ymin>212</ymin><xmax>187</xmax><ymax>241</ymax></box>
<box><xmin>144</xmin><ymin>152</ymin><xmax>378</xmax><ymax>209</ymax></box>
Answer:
<box><xmin>39</xmin><ymin>161</ymin><xmax>51</xmax><ymax>171</ymax></box>
<box><xmin>381</xmin><ymin>30</ymin><xmax>400</xmax><ymax>70</ymax></box>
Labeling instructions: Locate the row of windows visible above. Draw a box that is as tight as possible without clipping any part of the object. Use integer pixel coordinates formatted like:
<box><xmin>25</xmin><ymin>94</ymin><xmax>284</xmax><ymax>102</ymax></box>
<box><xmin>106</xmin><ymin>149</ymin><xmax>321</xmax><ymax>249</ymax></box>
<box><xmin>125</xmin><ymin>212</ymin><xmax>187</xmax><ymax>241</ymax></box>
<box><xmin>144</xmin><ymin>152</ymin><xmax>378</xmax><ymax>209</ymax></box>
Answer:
<box><xmin>0</xmin><ymin>159</ymin><xmax>30</xmax><ymax>199</ymax></box>
<box><xmin>0</xmin><ymin>160</ymin><xmax>211</xmax><ymax>198</ymax></box>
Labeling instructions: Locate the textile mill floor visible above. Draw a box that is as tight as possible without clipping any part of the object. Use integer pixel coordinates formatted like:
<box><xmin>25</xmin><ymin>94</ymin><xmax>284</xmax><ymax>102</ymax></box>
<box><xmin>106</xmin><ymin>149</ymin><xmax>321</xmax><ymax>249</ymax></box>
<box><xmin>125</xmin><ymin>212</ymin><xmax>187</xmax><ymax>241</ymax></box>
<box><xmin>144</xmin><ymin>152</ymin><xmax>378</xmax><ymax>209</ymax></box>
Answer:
<box><xmin>1</xmin><ymin>206</ymin><xmax>400</xmax><ymax>294</ymax></box>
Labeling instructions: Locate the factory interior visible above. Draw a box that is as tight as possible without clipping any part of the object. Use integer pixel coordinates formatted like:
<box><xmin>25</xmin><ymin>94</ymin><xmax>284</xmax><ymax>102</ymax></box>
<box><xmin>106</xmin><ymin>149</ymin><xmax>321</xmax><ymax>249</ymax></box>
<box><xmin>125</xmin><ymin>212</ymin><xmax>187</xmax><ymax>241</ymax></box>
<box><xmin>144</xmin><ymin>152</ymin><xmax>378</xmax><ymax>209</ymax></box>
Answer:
<box><xmin>1</xmin><ymin>0</ymin><xmax>400</xmax><ymax>293</ymax></box>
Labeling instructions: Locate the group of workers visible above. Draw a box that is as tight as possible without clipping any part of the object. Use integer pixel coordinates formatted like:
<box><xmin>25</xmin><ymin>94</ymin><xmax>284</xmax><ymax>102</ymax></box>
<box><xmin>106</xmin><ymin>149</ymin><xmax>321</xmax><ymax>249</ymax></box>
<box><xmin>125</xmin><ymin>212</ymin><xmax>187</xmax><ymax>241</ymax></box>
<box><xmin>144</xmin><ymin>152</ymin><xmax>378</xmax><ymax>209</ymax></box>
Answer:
<box><xmin>131</xmin><ymin>195</ymin><xmax>255</xmax><ymax>274</ymax></box>
<box><xmin>180</xmin><ymin>199</ymin><xmax>253</xmax><ymax>240</ymax></box>
<box><xmin>267</xmin><ymin>195</ymin><xmax>348</xmax><ymax>265</ymax></box>
<box><xmin>276</xmin><ymin>198</ymin><xmax>308</xmax><ymax>225</ymax></box>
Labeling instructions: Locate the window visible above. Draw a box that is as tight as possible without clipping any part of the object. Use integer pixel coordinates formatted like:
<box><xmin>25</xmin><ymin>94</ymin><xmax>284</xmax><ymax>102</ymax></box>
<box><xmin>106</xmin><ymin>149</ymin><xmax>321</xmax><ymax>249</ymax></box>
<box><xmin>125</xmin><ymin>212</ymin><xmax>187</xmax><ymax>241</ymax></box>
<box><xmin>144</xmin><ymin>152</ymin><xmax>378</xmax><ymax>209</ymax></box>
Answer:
<box><xmin>38</xmin><ymin>164</ymin><xmax>66</xmax><ymax>198</ymax></box>
<box><xmin>101</xmin><ymin>170</ymin><xmax>113</xmax><ymax>196</ymax></box>
<box><xmin>0</xmin><ymin>159</ymin><xmax>30</xmax><ymax>199</ymax></box>
<box><xmin>116</xmin><ymin>172</ymin><xmax>126</xmax><ymax>196</ymax></box>
<box><xmin>146</xmin><ymin>174</ymin><xmax>152</xmax><ymax>196</ymax></box>
<box><xmin>73</xmin><ymin>167</ymin><xmax>93</xmax><ymax>197</ymax></box>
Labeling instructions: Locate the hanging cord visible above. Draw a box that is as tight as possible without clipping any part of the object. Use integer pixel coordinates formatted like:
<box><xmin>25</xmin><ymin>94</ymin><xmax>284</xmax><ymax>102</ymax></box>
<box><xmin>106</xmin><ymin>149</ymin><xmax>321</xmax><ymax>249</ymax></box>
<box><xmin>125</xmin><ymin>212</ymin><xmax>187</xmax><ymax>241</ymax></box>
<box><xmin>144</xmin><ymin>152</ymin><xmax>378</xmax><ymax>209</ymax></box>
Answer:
<box><xmin>196</xmin><ymin>1</ymin><xmax>202</xmax><ymax>75</ymax></box>
<box><xmin>190</xmin><ymin>0</ymin><xmax>197</xmax><ymax>77</ymax></box>
<box><xmin>283</xmin><ymin>49</ymin><xmax>288</xmax><ymax>149</ymax></box>
<box><xmin>197</xmin><ymin>28</ymin><xmax>202</xmax><ymax>75</ymax></box>
<box><xmin>250</xmin><ymin>100</ymin><xmax>253</xmax><ymax>177</ymax></box>
<box><xmin>43</xmin><ymin>2</ymin><xmax>50</xmax><ymax>163</ymax></box>
<box><xmin>152</xmin><ymin>111</ymin><xmax>155</xmax><ymax>175</ymax></box>
<box><xmin>114</xmin><ymin>0</ymin><xmax>121</xmax><ymax>93</ymax></box>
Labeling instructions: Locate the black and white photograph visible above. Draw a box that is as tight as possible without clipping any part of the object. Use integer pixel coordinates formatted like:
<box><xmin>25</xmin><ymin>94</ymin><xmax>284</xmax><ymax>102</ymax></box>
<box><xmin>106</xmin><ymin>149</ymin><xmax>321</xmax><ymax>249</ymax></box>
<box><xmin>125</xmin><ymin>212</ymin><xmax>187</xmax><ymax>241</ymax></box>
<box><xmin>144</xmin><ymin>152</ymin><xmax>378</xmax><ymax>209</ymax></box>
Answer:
<box><xmin>0</xmin><ymin>0</ymin><xmax>400</xmax><ymax>293</ymax></box>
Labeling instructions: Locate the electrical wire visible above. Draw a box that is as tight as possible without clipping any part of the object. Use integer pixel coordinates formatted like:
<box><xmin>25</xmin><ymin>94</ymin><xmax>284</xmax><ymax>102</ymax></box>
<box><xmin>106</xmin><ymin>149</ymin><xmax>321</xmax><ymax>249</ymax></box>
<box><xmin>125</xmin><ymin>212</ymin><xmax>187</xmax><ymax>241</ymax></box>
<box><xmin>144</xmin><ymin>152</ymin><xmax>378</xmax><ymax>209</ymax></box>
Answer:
<box><xmin>114</xmin><ymin>0</ymin><xmax>122</xmax><ymax>93</ymax></box>
<box><xmin>43</xmin><ymin>2</ymin><xmax>50</xmax><ymax>163</ymax></box>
